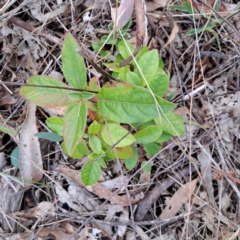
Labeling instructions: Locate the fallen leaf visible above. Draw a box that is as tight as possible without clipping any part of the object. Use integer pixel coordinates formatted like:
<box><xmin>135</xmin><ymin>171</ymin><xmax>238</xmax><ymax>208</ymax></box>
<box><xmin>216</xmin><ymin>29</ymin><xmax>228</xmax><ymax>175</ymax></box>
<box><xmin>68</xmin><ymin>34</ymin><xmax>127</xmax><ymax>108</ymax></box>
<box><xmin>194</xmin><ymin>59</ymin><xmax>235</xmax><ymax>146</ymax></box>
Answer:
<box><xmin>19</xmin><ymin>102</ymin><xmax>43</xmax><ymax>185</ymax></box>
<box><xmin>164</xmin><ymin>20</ymin><xmax>179</xmax><ymax>47</ymax></box>
<box><xmin>59</xmin><ymin>167</ymin><xmax>138</xmax><ymax>206</ymax></box>
<box><xmin>160</xmin><ymin>178</ymin><xmax>198</xmax><ymax>219</ymax></box>
<box><xmin>34</xmin><ymin>227</ymin><xmax>71</xmax><ymax>240</ymax></box>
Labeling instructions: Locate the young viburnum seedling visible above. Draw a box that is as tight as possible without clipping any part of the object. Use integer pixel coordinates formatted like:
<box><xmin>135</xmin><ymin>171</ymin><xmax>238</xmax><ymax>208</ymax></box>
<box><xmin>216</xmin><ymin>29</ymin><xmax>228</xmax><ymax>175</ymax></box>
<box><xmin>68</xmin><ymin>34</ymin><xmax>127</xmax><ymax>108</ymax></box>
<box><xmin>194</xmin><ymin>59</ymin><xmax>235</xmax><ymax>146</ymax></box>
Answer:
<box><xmin>20</xmin><ymin>33</ymin><xmax>187</xmax><ymax>186</ymax></box>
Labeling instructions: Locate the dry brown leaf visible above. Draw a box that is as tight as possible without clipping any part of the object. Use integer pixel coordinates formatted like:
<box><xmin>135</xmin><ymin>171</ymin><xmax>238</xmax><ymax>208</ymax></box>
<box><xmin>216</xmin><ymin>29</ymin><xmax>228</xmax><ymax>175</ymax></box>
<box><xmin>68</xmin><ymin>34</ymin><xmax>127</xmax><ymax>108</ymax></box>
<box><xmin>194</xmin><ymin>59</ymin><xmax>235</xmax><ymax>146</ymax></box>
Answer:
<box><xmin>31</xmin><ymin>201</ymin><xmax>55</xmax><ymax>219</ymax></box>
<box><xmin>59</xmin><ymin>167</ymin><xmax>138</xmax><ymax>206</ymax></box>
<box><xmin>34</xmin><ymin>227</ymin><xmax>71</xmax><ymax>240</ymax></box>
<box><xmin>164</xmin><ymin>20</ymin><xmax>179</xmax><ymax>47</ymax></box>
<box><xmin>197</xmin><ymin>146</ymin><xmax>213</xmax><ymax>196</ymax></box>
<box><xmin>160</xmin><ymin>178</ymin><xmax>198</xmax><ymax>219</ymax></box>
<box><xmin>60</xmin><ymin>222</ymin><xmax>76</xmax><ymax>234</ymax></box>
<box><xmin>45</xmin><ymin>106</ymin><xmax>67</xmax><ymax>116</ymax></box>
<box><xmin>19</xmin><ymin>102</ymin><xmax>43</xmax><ymax>185</ymax></box>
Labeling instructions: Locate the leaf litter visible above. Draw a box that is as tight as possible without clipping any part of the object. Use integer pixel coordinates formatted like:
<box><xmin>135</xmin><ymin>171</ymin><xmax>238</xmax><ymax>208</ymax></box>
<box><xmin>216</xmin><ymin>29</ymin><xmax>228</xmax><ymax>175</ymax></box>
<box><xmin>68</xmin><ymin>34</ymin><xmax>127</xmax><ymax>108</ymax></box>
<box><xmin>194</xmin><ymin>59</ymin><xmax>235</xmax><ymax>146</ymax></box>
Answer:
<box><xmin>0</xmin><ymin>0</ymin><xmax>240</xmax><ymax>239</ymax></box>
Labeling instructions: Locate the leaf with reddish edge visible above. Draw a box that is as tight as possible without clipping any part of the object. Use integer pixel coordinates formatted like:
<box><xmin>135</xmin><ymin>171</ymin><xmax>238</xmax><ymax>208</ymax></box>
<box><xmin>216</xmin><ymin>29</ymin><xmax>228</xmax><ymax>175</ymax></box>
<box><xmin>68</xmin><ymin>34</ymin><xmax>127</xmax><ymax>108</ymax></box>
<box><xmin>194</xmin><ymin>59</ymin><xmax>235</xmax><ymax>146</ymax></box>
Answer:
<box><xmin>20</xmin><ymin>76</ymin><xmax>70</xmax><ymax>108</ymax></box>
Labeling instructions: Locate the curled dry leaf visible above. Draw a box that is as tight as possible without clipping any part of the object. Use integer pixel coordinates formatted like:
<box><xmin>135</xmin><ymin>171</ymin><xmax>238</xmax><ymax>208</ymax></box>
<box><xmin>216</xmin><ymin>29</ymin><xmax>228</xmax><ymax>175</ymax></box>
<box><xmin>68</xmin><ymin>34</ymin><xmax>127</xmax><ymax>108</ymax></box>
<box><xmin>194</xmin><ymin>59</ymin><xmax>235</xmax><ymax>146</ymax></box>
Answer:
<box><xmin>110</xmin><ymin>0</ymin><xmax>134</xmax><ymax>29</ymax></box>
<box><xmin>19</xmin><ymin>102</ymin><xmax>43</xmax><ymax>185</ymax></box>
<box><xmin>164</xmin><ymin>20</ymin><xmax>179</xmax><ymax>47</ymax></box>
<box><xmin>58</xmin><ymin>167</ymin><xmax>138</xmax><ymax>206</ymax></box>
<box><xmin>160</xmin><ymin>178</ymin><xmax>198</xmax><ymax>219</ymax></box>
<box><xmin>31</xmin><ymin>201</ymin><xmax>55</xmax><ymax>219</ymax></box>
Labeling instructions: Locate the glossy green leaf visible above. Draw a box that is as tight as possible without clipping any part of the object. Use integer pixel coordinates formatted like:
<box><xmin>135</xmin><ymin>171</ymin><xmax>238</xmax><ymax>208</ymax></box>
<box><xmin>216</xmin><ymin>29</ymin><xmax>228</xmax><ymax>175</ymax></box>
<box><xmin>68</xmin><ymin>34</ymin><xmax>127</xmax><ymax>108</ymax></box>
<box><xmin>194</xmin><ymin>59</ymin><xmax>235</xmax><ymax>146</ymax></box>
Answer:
<box><xmin>64</xmin><ymin>101</ymin><xmax>87</xmax><ymax>155</ymax></box>
<box><xmin>98</xmin><ymin>84</ymin><xmax>175</xmax><ymax>123</ymax></box>
<box><xmin>101</xmin><ymin>123</ymin><xmax>135</xmax><ymax>147</ymax></box>
<box><xmin>81</xmin><ymin>159</ymin><xmax>101</xmax><ymax>186</ymax></box>
<box><xmin>134</xmin><ymin>125</ymin><xmax>162</xmax><ymax>144</ymax></box>
<box><xmin>34</xmin><ymin>132</ymin><xmax>62</xmax><ymax>142</ymax></box>
<box><xmin>148</xmin><ymin>70</ymin><xmax>170</xmax><ymax>97</ymax></box>
<box><xmin>134</xmin><ymin>50</ymin><xmax>159</xmax><ymax>86</ymax></box>
<box><xmin>141</xmin><ymin>161</ymin><xmax>151</xmax><ymax>173</ymax></box>
<box><xmin>117</xmin><ymin>40</ymin><xmax>134</xmax><ymax>59</ymax></box>
<box><xmin>155</xmin><ymin>112</ymin><xmax>185</xmax><ymax>136</ymax></box>
<box><xmin>126</xmin><ymin>72</ymin><xmax>141</xmax><ymax>86</ymax></box>
<box><xmin>0</xmin><ymin>124</ymin><xmax>17</xmax><ymax>135</ymax></box>
<box><xmin>143</xmin><ymin>142</ymin><xmax>161</xmax><ymax>156</ymax></box>
<box><xmin>11</xmin><ymin>146</ymin><xmax>20</xmax><ymax>169</ymax></box>
<box><xmin>88</xmin><ymin>121</ymin><xmax>101</xmax><ymax>135</ymax></box>
<box><xmin>124</xmin><ymin>146</ymin><xmax>138</xmax><ymax>170</ymax></box>
<box><xmin>20</xmin><ymin>76</ymin><xmax>70</xmax><ymax>108</ymax></box>
<box><xmin>62</xmin><ymin>33</ymin><xmax>87</xmax><ymax>89</ymax></box>
<box><xmin>89</xmin><ymin>135</ymin><xmax>102</xmax><ymax>154</ymax></box>
<box><xmin>62</xmin><ymin>139</ymin><xmax>89</xmax><ymax>159</ymax></box>
<box><xmin>46</xmin><ymin>117</ymin><xmax>64</xmax><ymax>136</ymax></box>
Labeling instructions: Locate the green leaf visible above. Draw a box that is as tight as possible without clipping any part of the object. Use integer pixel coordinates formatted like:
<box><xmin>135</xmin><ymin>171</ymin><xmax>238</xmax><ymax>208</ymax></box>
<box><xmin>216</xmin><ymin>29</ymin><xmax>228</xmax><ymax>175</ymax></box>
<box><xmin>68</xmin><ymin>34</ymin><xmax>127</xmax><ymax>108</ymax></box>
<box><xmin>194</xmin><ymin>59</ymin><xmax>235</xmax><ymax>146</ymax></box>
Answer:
<box><xmin>11</xmin><ymin>146</ymin><xmax>20</xmax><ymax>169</ymax></box>
<box><xmin>88</xmin><ymin>153</ymin><xmax>107</xmax><ymax>168</ymax></box>
<box><xmin>88</xmin><ymin>121</ymin><xmax>101</xmax><ymax>135</ymax></box>
<box><xmin>155</xmin><ymin>131</ymin><xmax>172</xmax><ymax>143</ymax></box>
<box><xmin>62</xmin><ymin>139</ymin><xmax>89</xmax><ymax>159</ymax></box>
<box><xmin>64</xmin><ymin>101</ymin><xmax>87</xmax><ymax>155</ymax></box>
<box><xmin>62</xmin><ymin>33</ymin><xmax>87</xmax><ymax>89</ymax></box>
<box><xmin>135</xmin><ymin>47</ymin><xmax>149</xmax><ymax>61</ymax></box>
<box><xmin>159</xmin><ymin>59</ymin><xmax>164</xmax><ymax>69</ymax></box>
<box><xmin>124</xmin><ymin>146</ymin><xmax>138</xmax><ymax>170</ymax></box>
<box><xmin>148</xmin><ymin>70</ymin><xmax>170</xmax><ymax>97</ymax></box>
<box><xmin>126</xmin><ymin>72</ymin><xmax>141</xmax><ymax>86</ymax></box>
<box><xmin>0</xmin><ymin>124</ymin><xmax>17</xmax><ymax>135</ymax></box>
<box><xmin>89</xmin><ymin>135</ymin><xmax>102</xmax><ymax>154</ymax></box>
<box><xmin>122</xmin><ymin>18</ymin><xmax>132</xmax><ymax>31</ymax></box>
<box><xmin>34</xmin><ymin>132</ymin><xmax>62</xmax><ymax>142</ymax></box>
<box><xmin>141</xmin><ymin>161</ymin><xmax>151</xmax><ymax>173</ymax></box>
<box><xmin>117</xmin><ymin>40</ymin><xmax>134</xmax><ymax>59</ymax></box>
<box><xmin>134</xmin><ymin>50</ymin><xmax>159</xmax><ymax>86</ymax></box>
<box><xmin>179</xmin><ymin>116</ymin><xmax>202</xmax><ymax>127</ymax></box>
<box><xmin>101</xmin><ymin>35</ymin><xmax>114</xmax><ymax>45</ymax></box>
<box><xmin>118</xmin><ymin>66</ymin><xmax>130</xmax><ymax>81</ymax></box>
<box><xmin>143</xmin><ymin>142</ymin><xmax>160</xmax><ymax>156</ymax></box>
<box><xmin>155</xmin><ymin>112</ymin><xmax>185</xmax><ymax>136</ymax></box>
<box><xmin>98</xmin><ymin>84</ymin><xmax>175</xmax><ymax>123</ymax></box>
<box><xmin>81</xmin><ymin>159</ymin><xmax>101</xmax><ymax>186</ymax></box>
<box><xmin>92</xmin><ymin>40</ymin><xmax>104</xmax><ymax>52</ymax></box>
<box><xmin>46</xmin><ymin>117</ymin><xmax>64</xmax><ymax>136</ymax></box>
<box><xmin>88</xmin><ymin>77</ymin><xmax>100</xmax><ymax>92</ymax></box>
<box><xmin>20</xmin><ymin>76</ymin><xmax>70</xmax><ymax>108</ymax></box>
<box><xmin>101</xmin><ymin>123</ymin><xmax>135</xmax><ymax>147</ymax></box>
<box><xmin>134</xmin><ymin>125</ymin><xmax>162</xmax><ymax>144</ymax></box>
<box><xmin>139</xmin><ymin>120</ymin><xmax>156</xmax><ymax>130</ymax></box>
<box><xmin>104</xmin><ymin>146</ymin><xmax>134</xmax><ymax>160</ymax></box>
